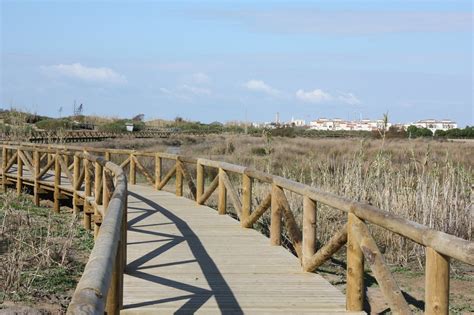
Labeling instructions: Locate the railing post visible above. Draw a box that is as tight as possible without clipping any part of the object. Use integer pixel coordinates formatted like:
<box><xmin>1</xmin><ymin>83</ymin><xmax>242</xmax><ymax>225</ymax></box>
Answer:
<box><xmin>104</xmin><ymin>151</ymin><xmax>110</xmax><ymax>161</ymax></box>
<box><xmin>53</xmin><ymin>152</ymin><xmax>61</xmax><ymax>212</ymax></box>
<box><xmin>241</xmin><ymin>174</ymin><xmax>252</xmax><ymax>226</ymax></box>
<box><xmin>16</xmin><ymin>149</ymin><xmax>23</xmax><ymax>195</ymax></box>
<box><xmin>155</xmin><ymin>153</ymin><xmax>161</xmax><ymax>190</ymax></box>
<box><xmin>218</xmin><ymin>168</ymin><xmax>226</xmax><ymax>214</ymax></box>
<box><xmin>196</xmin><ymin>162</ymin><xmax>204</xmax><ymax>202</ymax></box>
<box><xmin>302</xmin><ymin>195</ymin><xmax>316</xmax><ymax>271</ymax></box>
<box><xmin>129</xmin><ymin>153</ymin><xmax>136</xmax><ymax>185</ymax></box>
<box><xmin>425</xmin><ymin>247</ymin><xmax>450</xmax><ymax>314</ymax></box>
<box><xmin>94</xmin><ymin>161</ymin><xmax>103</xmax><ymax>239</ymax></box>
<box><xmin>33</xmin><ymin>150</ymin><xmax>40</xmax><ymax>206</ymax></box>
<box><xmin>270</xmin><ymin>184</ymin><xmax>282</xmax><ymax>246</ymax></box>
<box><xmin>346</xmin><ymin>212</ymin><xmax>364</xmax><ymax>311</ymax></box>
<box><xmin>83</xmin><ymin>158</ymin><xmax>92</xmax><ymax>230</ymax></box>
<box><xmin>175</xmin><ymin>160</ymin><xmax>183</xmax><ymax>196</ymax></box>
<box><xmin>73</xmin><ymin>154</ymin><xmax>80</xmax><ymax>214</ymax></box>
<box><xmin>103</xmin><ymin>170</ymin><xmax>110</xmax><ymax>209</ymax></box>
<box><xmin>2</xmin><ymin>146</ymin><xmax>7</xmax><ymax>192</ymax></box>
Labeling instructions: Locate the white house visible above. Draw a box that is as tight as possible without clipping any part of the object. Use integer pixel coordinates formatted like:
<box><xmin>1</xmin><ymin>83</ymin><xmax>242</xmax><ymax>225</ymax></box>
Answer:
<box><xmin>290</xmin><ymin>117</ymin><xmax>306</xmax><ymax>127</ymax></box>
<box><xmin>413</xmin><ymin>119</ymin><xmax>457</xmax><ymax>133</ymax></box>
<box><xmin>309</xmin><ymin>118</ymin><xmax>391</xmax><ymax>131</ymax></box>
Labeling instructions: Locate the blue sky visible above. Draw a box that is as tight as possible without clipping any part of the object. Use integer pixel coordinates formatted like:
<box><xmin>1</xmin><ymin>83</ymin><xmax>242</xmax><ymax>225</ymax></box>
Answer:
<box><xmin>1</xmin><ymin>1</ymin><xmax>473</xmax><ymax>125</ymax></box>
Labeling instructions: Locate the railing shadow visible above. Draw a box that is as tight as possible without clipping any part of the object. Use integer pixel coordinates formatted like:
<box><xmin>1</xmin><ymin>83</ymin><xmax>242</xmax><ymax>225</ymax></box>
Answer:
<box><xmin>124</xmin><ymin>191</ymin><xmax>243</xmax><ymax>314</ymax></box>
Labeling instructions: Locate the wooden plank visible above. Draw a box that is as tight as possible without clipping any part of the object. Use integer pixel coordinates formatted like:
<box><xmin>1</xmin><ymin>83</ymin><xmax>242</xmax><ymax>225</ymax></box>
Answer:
<box><xmin>220</xmin><ymin>169</ymin><xmax>242</xmax><ymax>218</ymax></box>
<box><xmin>351</xmin><ymin>218</ymin><xmax>410</xmax><ymax>314</ymax></box>
<box><xmin>425</xmin><ymin>247</ymin><xmax>450</xmax><ymax>315</ymax></box>
<box><xmin>123</xmin><ymin>186</ymin><xmax>348</xmax><ymax>314</ymax></box>
<box><xmin>197</xmin><ymin>175</ymin><xmax>219</xmax><ymax>205</ymax></box>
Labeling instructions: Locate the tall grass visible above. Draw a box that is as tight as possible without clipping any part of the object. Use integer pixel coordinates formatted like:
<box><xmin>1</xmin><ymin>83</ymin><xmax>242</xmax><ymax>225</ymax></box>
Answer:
<box><xmin>0</xmin><ymin>191</ymin><xmax>93</xmax><ymax>308</ymax></box>
<box><xmin>92</xmin><ymin>135</ymin><xmax>473</xmax><ymax>265</ymax></box>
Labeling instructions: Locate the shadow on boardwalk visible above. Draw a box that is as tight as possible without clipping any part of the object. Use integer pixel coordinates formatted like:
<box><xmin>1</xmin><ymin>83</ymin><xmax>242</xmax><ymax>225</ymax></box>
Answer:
<box><xmin>124</xmin><ymin>191</ymin><xmax>243</xmax><ymax>314</ymax></box>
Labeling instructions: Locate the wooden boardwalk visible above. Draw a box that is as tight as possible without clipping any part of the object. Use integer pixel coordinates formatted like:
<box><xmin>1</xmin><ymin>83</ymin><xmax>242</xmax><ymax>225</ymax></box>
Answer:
<box><xmin>5</xmin><ymin>144</ymin><xmax>472</xmax><ymax>314</ymax></box>
<box><xmin>123</xmin><ymin>185</ymin><xmax>350</xmax><ymax>314</ymax></box>
<box><xmin>3</xmin><ymin>168</ymin><xmax>352</xmax><ymax>314</ymax></box>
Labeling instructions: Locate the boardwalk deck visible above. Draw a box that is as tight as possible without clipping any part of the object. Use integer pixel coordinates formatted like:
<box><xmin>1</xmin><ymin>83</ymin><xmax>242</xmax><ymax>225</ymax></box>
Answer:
<box><xmin>3</xmin><ymin>168</ymin><xmax>356</xmax><ymax>314</ymax></box>
<box><xmin>123</xmin><ymin>185</ymin><xmax>349</xmax><ymax>314</ymax></box>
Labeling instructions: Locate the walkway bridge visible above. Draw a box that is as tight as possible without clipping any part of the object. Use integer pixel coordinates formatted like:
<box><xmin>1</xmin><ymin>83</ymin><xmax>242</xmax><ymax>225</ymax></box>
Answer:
<box><xmin>1</xmin><ymin>143</ymin><xmax>473</xmax><ymax>314</ymax></box>
<box><xmin>0</xmin><ymin>129</ymin><xmax>174</xmax><ymax>143</ymax></box>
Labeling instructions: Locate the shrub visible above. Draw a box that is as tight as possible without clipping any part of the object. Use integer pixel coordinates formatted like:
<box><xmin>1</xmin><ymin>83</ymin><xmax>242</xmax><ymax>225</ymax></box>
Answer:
<box><xmin>36</xmin><ymin>118</ymin><xmax>72</xmax><ymax>131</ymax></box>
<box><xmin>251</xmin><ymin>147</ymin><xmax>267</xmax><ymax>156</ymax></box>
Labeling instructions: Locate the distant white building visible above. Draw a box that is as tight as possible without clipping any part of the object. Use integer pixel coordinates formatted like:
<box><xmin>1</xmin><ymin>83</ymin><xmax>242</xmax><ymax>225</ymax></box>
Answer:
<box><xmin>309</xmin><ymin>118</ymin><xmax>391</xmax><ymax>132</ymax></box>
<box><xmin>412</xmin><ymin>119</ymin><xmax>457</xmax><ymax>133</ymax></box>
<box><xmin>289</xmin><ymin>117</ymin><xmax>306</xmax><ymax>127</ymax></box>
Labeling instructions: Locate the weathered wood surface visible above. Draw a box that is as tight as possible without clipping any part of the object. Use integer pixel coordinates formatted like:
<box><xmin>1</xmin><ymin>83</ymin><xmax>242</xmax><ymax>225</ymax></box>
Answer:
<box><xmin>3</xmin><ymin>167</ymin><xmax>357</xmax><ymax>314</ymax></box>
<box><xmin>123</xmin><ymin>185</ymin><xmax>351</xmax><ymax>314</ymax></box>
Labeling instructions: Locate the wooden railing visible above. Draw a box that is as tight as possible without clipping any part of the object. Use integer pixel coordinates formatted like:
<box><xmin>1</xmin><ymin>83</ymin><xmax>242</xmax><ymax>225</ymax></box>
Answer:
<box><xmin>1</xmin><ymin>143</ymin><xmax>127</xmax><ymax>314</ymax></box>
<box><xmin>0</xmin><ymin>129</ymin><xmax>174</xmax><ymax>143</ymax></box>
<box><xmin>1</xmin><ymin>142</ymin><xmax>473</xmax><ymax>314</ymax></box>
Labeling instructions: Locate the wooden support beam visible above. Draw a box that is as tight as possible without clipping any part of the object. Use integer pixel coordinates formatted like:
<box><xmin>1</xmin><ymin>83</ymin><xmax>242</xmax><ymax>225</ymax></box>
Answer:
<box><xmin>73</xmin><ymin>155</ymin><xmax>80</xmax><ymax>214</ymax></box>
<box><xmin>197</xmin><ymin>174</ymin><xmax>219</xmax><ymax>205</ymax></box>
<box><xmin>270</xmin><ymin>184</ymin><xmax>282</xmax><ymax>246</ymax></box>
<box><xmin>57</xmin><ymin>155</ymin><xmax>74</xmax><ymax>184</ymax></box>
<box><xmin>76</xmin><ymin>163</ymin><xmax>85</xmax><ymax>190</ymax></box>
<box><xmin>103</xmin><ymin>170</ymin><xmax>112</xmax><ymax>209</ymax></box>
<box><xmin>33</xmin><ymin>151</ymin><xmax>40</xmax><ymax>206</ymax></box>
<box><xmin>179</xmin><ymin>161</ymin><xmax>197</xmax><ymax>200</ymax></box>
<box><xmin>242</xmin><ymin>192</ymin><xmax>271</xmax><ymax>228</ymax></box>
<box><xmin>155</xmin><ymin>154</ymin><xmax>162</xmax><ymax>190</ymax></box>
<box><xmin>22</xmin><ymin>150</ymin><xmax>34</xmax><ymax>169</ymax></box>
<box><xmin>129</xmin><ymin>153</ymin><xmax>136</xmax><ymax>185</ymax></box>
<box><xmin>303</xmin><ymin>196</ymin><xmax>317</xmax><ymax>269</ymax></box>
<box><xmin>241</xmin><ymin>174</ymin><xmax>252</xmax><ymax>226</ymax></box>
<box><xmin>18</xmin><ymin>150</ymin><xmax>34</xmax><ymax>174</ymax></box>
<box><xmin>273</xmin><ymin>185</ymin><xmax>303</xmax><ymax>259</ymax></box>
<box><xmin>346</xmin><ymin>212</ymin><xmax>364</xmax><ymax>311</ymax></box>
<box><xmin>351</xmin><ymin>218</ymin><xmax>411</xmax><ymax>314</ymax></box>
<box><xmin>132</xmin><ymin>155</ymin><xmax>154</xmax><ymax>186</ymax></box>
<box><xmin>37</xmin><ymin>156</ymin><xmax>55</xmax><ymax>179</ymax></box>
<box><xmin>218</xmin><ymin>168</ymin><xmax>227</xmax><ymax>215</ymax></box>
<box><xmin>425</xmin><ymin>247</ymin><xmax>450</xmax><ymax>315</ymax></box>
<box><xmin>157</xmin><ymin>165</ymin><xmax>176</xmax><ymax>190</ymax></box>
<box><xmin>196</xmin><ymin>162</ymin><xmax>204</xmax><ymax>202</ymax></box>
<box><xmin>221</xmin><ymin>169</ymin><xmax>242</xmax><ymax>218</ymax></box>
<box><xmin>95</xmin><ymin>161</ymin><xmax>103</xmax><ymax>206</ymax></box>
<box><xmin>175</xmin><ymin>160</ymin><xmax>183</xmax><ymax>196</ymax></box>
<box><xmin>16</xmin><ymin>150</ymin><xmax>23</xmax><ymax>195</ymax></box>
<box><xmin>5</xmin><ymin>151</ymin><xmax>18</xmax><ymax>173</ymax></box>
<box><xmin>53</xmin><ymin>154</ymin><xmax>61</xmax><ymax>213</ymax></box>
<box><xmin>119</xmin><ymin>157</ymin><xmax>130</xmax><ymax>169</ymax></box>
<box><xmin>304</xmin><ymin>224</ymin><xmax>347</xmax><ymax>272</ymax></box>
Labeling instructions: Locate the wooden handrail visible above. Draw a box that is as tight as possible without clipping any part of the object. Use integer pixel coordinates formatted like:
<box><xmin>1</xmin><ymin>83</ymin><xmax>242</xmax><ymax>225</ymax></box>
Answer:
<box><xmin>1</xmin><ymin>143</ymin><xmax>127</xmax><ymax>314</ymax></box>
<box><xmin>1</xmin><ymin>141</ymin><xmax>472</xmax><ymax>314</ymax></box>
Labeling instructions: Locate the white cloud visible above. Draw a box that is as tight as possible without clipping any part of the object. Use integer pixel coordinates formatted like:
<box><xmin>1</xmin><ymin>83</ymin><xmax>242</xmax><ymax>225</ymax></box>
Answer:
<box><xmin>191</xmin><ymin>72</ymin><xmax>211</xmax><ymax>84</ymax></box>
<box><xmin>296</xmin><ymin>89</ymin><xmax>361</xmax><ymax>105</ymax></box>
<box><xmin>159</xmin><ymin>84</ymin><xmax>211</xmax><ymax>101</ymax></box>
<box><xmin>244</xmin><ymin>79</ymin><xmax>280</xmax><ymax>96</ymax></box>
<box><xmin>179</xmin><ymin>84</ymin><xmax>211</xmax><ymax>96</ymax></box>
<box><xmin>296</xmin><ymin>89</ymin><xmax>332</xmax><ymax>103</ymax></box>
<box><xmin>337</xmin><ymin>92</ymin><xmax>361</xmax><ymax>105</ymax></box>
<box><xmin>159</xmin><ymin>87</ymin><xmax>191</xmax><ymax>101</ymax></box>
<box><xmin>41</xmin><ymin>63</ymin><xmax>126</xmax><ymax>84</ymax></box>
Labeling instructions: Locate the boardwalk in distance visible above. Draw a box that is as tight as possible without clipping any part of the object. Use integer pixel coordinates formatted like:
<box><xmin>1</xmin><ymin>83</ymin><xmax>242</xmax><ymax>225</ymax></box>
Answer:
<box><xmin>123</xmin><ymin>185</ymin><xmax>351</xmax><ymax>314</ymax></box>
